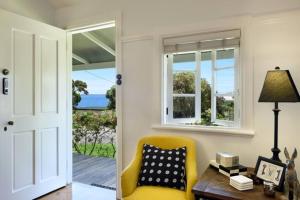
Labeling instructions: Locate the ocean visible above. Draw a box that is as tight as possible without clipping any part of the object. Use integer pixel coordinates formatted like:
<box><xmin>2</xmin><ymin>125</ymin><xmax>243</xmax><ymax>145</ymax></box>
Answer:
<box><xmin>76</xmin><ymin>94</ymin><xmax>109</xmax><ymax>110</ymax></box>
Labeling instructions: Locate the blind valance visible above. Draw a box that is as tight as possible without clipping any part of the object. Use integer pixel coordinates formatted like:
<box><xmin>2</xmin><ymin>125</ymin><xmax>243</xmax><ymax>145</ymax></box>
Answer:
<box><xmin>163</xmin><ymin>29</ymin><xmax>240</xmax><ymax>53</ymax></box>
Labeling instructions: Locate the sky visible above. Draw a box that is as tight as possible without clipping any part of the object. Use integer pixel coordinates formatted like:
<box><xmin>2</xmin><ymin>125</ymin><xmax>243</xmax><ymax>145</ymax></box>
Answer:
<box><xmin>72</xmin><ymin>58</ymin><xmax>234</xmax><ymax>95</ymax></box>
<box><xmin>72</xmin><ymin>68</ymin><xmax>116</xmax><ymax>94</ymax></box>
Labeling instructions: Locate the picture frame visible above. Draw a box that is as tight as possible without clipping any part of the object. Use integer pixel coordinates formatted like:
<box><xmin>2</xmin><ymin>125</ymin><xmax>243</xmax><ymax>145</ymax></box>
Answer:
<box><xmin>254</xmin><ymin>156</ymin><xmax>286</xmax><ymax>191</ymax></box>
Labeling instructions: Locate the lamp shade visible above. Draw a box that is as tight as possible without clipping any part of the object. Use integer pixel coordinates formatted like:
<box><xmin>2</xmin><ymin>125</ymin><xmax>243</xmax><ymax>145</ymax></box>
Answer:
<box><xmin>258</xmin><ymin>67</ymin><xmax>300</xmax><ymax>102</ymax></box>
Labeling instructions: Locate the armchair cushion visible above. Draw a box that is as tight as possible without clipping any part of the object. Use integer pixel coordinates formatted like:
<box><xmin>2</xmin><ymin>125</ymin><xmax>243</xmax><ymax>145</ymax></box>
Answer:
<box><xmin>137</xmin><ymin>144</ymin><xmax>187</xmax><ymax>191</ymax></box>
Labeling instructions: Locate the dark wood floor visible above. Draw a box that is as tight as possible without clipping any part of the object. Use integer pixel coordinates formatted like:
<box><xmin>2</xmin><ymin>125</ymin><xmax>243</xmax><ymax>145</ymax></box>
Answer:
<box><xmin>73</xmin><ymin>153</ymin><xmax>116</xmax><ymax>188</ymax></box>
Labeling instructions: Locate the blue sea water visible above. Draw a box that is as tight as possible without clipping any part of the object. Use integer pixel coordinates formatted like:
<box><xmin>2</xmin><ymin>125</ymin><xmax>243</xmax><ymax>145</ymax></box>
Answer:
<box><xmin>76</xmin><ymin>94</ymin><xmax>109</xmax><ymax>109</ymax></box>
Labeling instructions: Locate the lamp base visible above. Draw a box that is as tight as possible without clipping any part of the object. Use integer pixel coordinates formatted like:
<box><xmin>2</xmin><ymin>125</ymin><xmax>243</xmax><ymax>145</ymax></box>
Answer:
<box><xmin>271</xmin><ymin>147</ymin><xmax>281</xmax><ymax>163</ymax></box>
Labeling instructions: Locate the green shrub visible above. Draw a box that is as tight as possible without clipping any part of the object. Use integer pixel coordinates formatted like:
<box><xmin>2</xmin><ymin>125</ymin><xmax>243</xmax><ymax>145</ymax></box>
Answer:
<box><xmin>72</xmin><ymin>110</ymin><xmax>116</xmax><ymax>157</ymax></box>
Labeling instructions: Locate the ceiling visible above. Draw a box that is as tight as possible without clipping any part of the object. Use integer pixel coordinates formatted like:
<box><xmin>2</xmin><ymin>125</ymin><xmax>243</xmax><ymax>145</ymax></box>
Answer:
<box><xmin>47</xmin><ymin>0</ymin><xmax>82</xmax><ymax>9</ymax></box>
<box><xmin>47</xmin><ymin>0</ymin><xmax>300</xmax><ymax>11</ymax></box>
<box><xmin>72</xmin><ymin>27</ymin><xmax>116</xmax><ymax>71</ymax></box>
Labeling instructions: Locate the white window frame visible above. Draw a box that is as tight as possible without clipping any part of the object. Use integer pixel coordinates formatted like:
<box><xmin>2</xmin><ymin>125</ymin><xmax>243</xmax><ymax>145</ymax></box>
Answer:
<box><xmin>164</xmin><ymin>47</ymin><xmax>240</xmax><ymax>127</ymax></box>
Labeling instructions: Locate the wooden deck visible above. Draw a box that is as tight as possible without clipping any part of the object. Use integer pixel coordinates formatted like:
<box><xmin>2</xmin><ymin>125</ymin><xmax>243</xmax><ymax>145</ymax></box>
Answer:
<box><xmin>73</xmin><ymin>153</ymin><xmax>116</xmax><ymax>189</ymax></box>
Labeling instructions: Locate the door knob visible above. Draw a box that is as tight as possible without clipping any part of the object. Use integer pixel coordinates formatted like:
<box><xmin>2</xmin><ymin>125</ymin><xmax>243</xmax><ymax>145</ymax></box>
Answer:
<box><xmin>8</xmin><ymin>121</ymin><xmax>14</xmax><ymax>126</ymax></box>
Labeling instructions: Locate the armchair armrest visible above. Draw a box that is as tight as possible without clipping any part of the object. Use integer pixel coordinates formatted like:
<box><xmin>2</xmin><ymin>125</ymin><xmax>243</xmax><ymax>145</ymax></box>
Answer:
<box><xmin>185</xmin><ymin>153</ymin><xmax>198</xmax><ymax>200</ymax></box>
<box><xmin>121</xmin><ymin>157</ymin><xmax>141</xmax><ymax>198</ymax></box>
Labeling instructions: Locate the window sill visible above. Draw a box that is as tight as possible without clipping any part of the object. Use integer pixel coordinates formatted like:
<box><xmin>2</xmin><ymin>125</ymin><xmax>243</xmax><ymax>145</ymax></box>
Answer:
<box><xmin>152</xmin><ymin>124</ymin><xmax>255</xmax><ymax>137</ymax></box>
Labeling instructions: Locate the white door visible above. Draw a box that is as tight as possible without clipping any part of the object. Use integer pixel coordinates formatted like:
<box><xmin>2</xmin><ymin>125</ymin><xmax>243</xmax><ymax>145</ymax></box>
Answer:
<box><xmin>0</xmin><ymin>9</ymin><xmax>67</xmax><ymax>200</ymax></box>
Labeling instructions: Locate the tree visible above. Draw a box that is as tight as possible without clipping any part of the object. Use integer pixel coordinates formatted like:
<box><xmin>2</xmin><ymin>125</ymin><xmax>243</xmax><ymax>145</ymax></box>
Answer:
<box><xmin>106</xmin><ymin>85</ymin><xmax>116</xmax><ymax>110</ymax></box>
<box><xmin>173</xmin><ymin>72</ymin><xmax>195</xmax><ymax>94</ymax></box>
<box><xmin>73</xmin><ymin>110</ymin><xmax>117</xmax><ymax>156</ymax></box>
<box><xmin>173</xmin><ymin>72</ymin><xmax>213</xmax><ymax>121</ymax></box>
<box><xmin>200</xmin><ymin>79</ymin><xmax>212</xmax><ymax>125</ymax></box>
<box><xmin>173</xmin><ymin>72</ymin><xmax>195</xmax><ymax>118</ymax></box>
<box><xmin>172</xmin><ymin>71</ymin><xmax>233</xmax><ymax>125</ymax></box>
<box><xmin>216</xmin><ymin>96</ymin><xmax>234</xmax><ymax>121</ymax></box>
<box><xmin>72</xmin><ymin>80</ymin><xmax>88</xmax><ymax>109</ymax></box>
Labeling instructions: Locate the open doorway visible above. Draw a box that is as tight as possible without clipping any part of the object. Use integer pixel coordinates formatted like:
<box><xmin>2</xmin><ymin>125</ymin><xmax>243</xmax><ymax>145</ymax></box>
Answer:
<box><xmin>70</xmin><ymin>22</ymin><xmax>117</xmax><ymax>195</ymax></box>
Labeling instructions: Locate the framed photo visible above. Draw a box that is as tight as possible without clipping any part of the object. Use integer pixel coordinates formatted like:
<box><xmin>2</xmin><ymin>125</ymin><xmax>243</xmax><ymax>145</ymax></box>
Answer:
<box><xmin>254</xmin><ymin>156</ymin><xmax>286</xmax><ymax>191</ymax></box>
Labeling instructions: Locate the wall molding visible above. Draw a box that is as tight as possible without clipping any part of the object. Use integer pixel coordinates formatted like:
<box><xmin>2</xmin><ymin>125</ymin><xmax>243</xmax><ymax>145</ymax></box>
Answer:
<box><xmin>121</xmin><ymin>35</ymin><xmax>154</xmax><ymax>43</ymax></box>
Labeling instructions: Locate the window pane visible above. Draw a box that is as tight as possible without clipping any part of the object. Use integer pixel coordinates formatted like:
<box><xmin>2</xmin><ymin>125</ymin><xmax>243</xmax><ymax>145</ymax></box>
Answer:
<box><xmin>201</xmin><ymin>79</ymin><xmax>211</xmax><ymax>125</ymax></box>
<box><xmin>173</xmin><ymin>53</ymin><xmax>195</xmax><ymax>71</ymax></box>
<box><xmin>200</xmin><ymin>51</ymin><xmax>212</xmax><ymax>124</ymax></box>
<box><xmin>216</xmin><ymin>96</ymin><xmax>234</xmax><ymax>121</ymax></box>
<box><xmin>201</xmin><ymin>51</ymin><xmax>212</xmax><ymax>84</ymax></box>
<box><xmin>216</xmin><ymin>49</ymin><xmax>234</xmax><ymax>68</ymax></box>
<box><xmin>201</xmin><ymin>79</ymin><xmax>212</xmax><ymax>124</ymax></box>
<box><xmin>173</xmin><ymin>72</ymin><xmax>195</xmax><ymax>94</ymax></box>
<box><xmin>216</xmin><ymin>68</ymin><xmax>234</xmax><ymax>94</ymax></box>
<box><xmin>173</xmin><ymin>97</ymin><xmax>195</xmax><ymax>118</ymax></box>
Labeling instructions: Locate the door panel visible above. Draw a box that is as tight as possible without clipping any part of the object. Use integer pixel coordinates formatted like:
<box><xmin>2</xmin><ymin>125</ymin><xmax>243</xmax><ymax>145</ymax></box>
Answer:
<box><xmin>0</xmin><ymin>9</ymin><xmax>67</xmax><ymax>200</ymax></box>
<box><xmin>13</xmin><ymin>30</ymin><xmax>35</xmax><ymax>116</ymax></box>
<box><xmin>13</xmin><ymin>131</ymin><xmax>34</xmax><ymax>191</ymax></box>
<box><xmin>41</xmin><ymin>38</ymin><xmax>58</xmax><ymax>114</ymax></box>
<box><xmin>41</xmin><ymin>127</ymin><xmax>59</xmax><ymax>181</ymax></box>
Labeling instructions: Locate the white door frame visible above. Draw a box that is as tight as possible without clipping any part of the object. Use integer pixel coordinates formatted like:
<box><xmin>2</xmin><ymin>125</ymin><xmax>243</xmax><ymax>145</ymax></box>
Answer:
<box><xmin>65</xmin><ymin>13</ymin><xmax>123</xmax><ymax>198</ymax></box>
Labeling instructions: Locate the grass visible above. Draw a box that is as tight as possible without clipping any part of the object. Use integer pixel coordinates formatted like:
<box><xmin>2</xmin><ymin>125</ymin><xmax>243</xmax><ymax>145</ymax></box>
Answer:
<box><xmin>73</xmin><ymin>143</ymin><xmax>116</xmax><ymax>158</ymax></box>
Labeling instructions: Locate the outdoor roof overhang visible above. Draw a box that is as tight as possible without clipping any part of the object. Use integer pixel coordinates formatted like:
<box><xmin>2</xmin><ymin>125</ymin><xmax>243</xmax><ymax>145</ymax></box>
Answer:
<box><xmin>72</xmin><ymin>26</ymin><xmax>116</xmax><ymax>71</ymax></box>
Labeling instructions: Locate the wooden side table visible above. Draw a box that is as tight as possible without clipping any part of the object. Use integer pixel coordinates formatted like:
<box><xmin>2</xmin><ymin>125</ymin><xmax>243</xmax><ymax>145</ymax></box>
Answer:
<box><xmin>192</xmin><ymin>166</ymin><xmax>284</xmax><ymax>200</ymax></box>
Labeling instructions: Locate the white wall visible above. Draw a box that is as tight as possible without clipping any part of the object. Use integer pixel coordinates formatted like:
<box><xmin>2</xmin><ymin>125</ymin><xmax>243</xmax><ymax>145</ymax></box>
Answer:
<box><xmin>55</xmin><ymin>0</ymin><xmax>300</xmax><ymax>36</ymax></box>
<box><xmin>55</xmin><ymin>0</ymin><xmax>300</xmax><ymax>175</ymax></box>
<box><xmin>0</xmin><ymin>0</ymin><xmax>55</xmax><ymax>25</ymax></box>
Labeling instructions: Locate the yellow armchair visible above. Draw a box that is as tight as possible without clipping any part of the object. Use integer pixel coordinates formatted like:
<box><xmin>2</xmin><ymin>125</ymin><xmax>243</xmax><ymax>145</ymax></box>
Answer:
<box><xmin>121</xmin><ymin>134</ymin><xmax>198</xmax><ymax>200</ymax></box>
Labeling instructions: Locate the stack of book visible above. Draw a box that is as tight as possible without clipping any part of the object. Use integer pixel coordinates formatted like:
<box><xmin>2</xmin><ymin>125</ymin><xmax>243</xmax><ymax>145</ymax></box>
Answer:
<box><xmin>210</xmin><ymin>160</ymin><xmax>247</xmax><ymax>177</ymax></box>
<box><xmin>230</xmin><ymin>175</ymin><xmax>253</xmax><ymax>191</ymax></box>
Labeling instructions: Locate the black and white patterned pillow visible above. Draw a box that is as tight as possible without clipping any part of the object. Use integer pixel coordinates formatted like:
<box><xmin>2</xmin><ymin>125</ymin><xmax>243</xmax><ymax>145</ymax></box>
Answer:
<box><xmin>137</xmin><ymin>144</ymin><xmax>187</xmax><ymax>191</ymax></box>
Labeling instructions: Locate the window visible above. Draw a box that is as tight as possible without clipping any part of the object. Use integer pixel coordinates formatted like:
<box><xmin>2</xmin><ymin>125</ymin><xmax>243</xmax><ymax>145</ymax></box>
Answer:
<box><xmin>163</xmin><ymin>30</ymin><xmax>240</xmax><ymax>127</ymax></box>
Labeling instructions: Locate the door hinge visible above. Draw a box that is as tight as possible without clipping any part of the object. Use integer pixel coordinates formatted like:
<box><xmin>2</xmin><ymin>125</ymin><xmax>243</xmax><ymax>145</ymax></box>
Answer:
<box><xmin>166</xmin><ymin>107</ymin><xmax>169</xmax><ymax>115</ymax></box>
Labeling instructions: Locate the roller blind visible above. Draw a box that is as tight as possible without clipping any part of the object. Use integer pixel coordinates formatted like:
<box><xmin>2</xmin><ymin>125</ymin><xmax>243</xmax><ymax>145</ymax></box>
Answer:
<box><xmin>163</xmin><ymin>29</ymin><xmax>240</xmax><ymax>53</ymax></box>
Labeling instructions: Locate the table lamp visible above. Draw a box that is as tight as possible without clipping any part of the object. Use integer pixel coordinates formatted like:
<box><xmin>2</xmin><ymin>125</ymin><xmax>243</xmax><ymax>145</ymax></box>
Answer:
<box><xmin>258</xmin><ymin>66</ymin><xmax>300</xmax><ymax>162</ymax></box>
